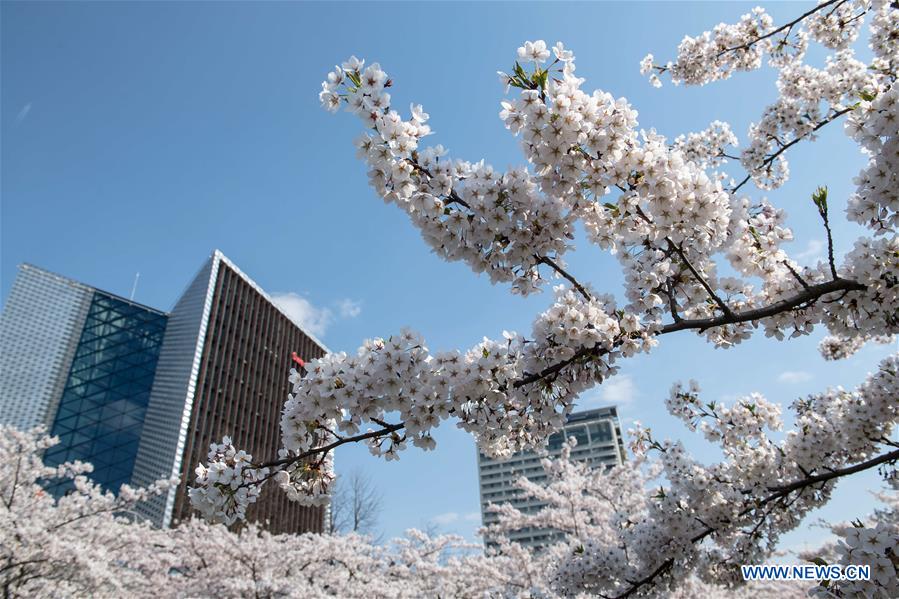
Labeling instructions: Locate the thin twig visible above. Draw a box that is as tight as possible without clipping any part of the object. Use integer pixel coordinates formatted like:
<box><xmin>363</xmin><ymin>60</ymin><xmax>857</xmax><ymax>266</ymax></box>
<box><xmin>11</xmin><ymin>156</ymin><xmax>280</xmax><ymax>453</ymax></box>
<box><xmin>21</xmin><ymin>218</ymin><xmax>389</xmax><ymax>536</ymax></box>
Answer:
<box><xmin>665</xmin><ymin>279</ymin><xmax>683</xmax><ymax>323</ymax></box>
<box><xmin>537</xmin><ymin>256</ymin><xmax>592</xmax><ymax>300</ymax></box>
<box><xmin>782</xmin><ymin>261</ymin><xmax>810</xmax><ymax>290</ymax></box>
<box><xmin>715</xmin><ymin>0</ymin><xmax>841</xmax><ymax>58</ymax></box>
<box><xmin>668</xmin><ymin>240</ymin><xmax>734</xmax><ymax>318</ymax></box>
<box><xmin>731</xmin><ymin>107</ymin><xmax>853</xmax><ymax>194</ymax></box>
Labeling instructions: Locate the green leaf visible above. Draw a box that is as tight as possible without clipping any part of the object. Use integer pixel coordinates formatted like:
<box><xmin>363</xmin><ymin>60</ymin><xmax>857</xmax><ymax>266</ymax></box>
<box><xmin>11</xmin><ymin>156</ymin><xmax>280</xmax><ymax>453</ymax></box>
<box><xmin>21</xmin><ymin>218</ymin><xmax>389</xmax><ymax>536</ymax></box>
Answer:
<box><xmin>748</xmin><ymin>225</ymin><xmax>762</xmax><ymax>245</ymax></box>
<box><xmin>812</xmin><ymin>186</ymin><xmax>828</xmax><ymax>216</ymax></box>
<box><xmin>482</xmin><ymin>348</ymin><xmax>490</xmax><ymax>358</ymax></box>
<box><xmin>858</xmin><ymin>89</ymin><xmax>877</xmax><ymax>102</ymax></box>
<box><xmin>513</xmin><ymin>61</ymin><xmax>528</xmax><ymax>81</ymax></box>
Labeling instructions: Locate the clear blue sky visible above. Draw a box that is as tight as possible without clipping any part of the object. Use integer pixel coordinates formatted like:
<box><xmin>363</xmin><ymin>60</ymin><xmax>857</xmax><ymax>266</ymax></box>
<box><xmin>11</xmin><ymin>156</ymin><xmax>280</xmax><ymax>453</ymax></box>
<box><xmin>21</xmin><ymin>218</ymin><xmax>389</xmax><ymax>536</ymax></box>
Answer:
<box><xmin>2</xmin><ymin>1</ymin><xmax>894</xmax><ymax>552</ymax></box>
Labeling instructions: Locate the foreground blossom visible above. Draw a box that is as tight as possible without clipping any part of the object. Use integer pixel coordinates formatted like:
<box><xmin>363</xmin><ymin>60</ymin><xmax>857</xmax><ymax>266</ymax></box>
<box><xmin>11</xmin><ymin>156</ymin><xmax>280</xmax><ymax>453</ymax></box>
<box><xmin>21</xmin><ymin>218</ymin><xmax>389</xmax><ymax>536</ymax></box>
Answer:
<box><xmin>5</xmin><ymin>427</ymin><xmax>882</xmax><ymax>598</ymax></box>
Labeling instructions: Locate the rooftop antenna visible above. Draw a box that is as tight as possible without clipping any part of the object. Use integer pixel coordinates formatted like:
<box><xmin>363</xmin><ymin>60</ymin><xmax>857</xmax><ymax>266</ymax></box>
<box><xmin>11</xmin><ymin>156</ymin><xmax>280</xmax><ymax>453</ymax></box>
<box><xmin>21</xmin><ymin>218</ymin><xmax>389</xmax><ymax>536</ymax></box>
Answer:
<box><xmin>130</xmin><ymin>272</ymin><xmax>140</xmax><ymax>301</ymax></box>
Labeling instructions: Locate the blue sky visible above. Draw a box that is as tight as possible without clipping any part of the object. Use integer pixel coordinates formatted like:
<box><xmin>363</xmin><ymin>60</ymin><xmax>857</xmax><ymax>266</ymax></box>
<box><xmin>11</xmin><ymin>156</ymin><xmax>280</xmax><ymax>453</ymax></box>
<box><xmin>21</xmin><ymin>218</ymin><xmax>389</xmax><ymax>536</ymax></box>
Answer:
<box><xmin>2</xmin><ymin>1</ymin><xmax>895</xmax><ymax>552</ymax></box>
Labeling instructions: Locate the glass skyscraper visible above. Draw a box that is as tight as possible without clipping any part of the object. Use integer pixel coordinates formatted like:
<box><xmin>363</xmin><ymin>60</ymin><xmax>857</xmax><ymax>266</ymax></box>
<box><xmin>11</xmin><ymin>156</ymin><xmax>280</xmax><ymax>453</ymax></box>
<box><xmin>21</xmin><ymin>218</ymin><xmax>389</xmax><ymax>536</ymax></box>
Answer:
<box><xmin>42</xmin><ymin>291</ymin><xmax>168</xmax><ymax>494</ymax></box>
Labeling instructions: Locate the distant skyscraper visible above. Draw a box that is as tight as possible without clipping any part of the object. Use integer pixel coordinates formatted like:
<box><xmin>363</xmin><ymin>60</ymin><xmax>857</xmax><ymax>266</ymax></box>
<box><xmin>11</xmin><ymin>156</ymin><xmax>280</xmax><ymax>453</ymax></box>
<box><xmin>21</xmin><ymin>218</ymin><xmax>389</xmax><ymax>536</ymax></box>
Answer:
<box><xmin>0</xmin><ymin>251</ymin><xmax>328</xmax><ymax>534</ymax></box>
<box><xmin>476</xmin><ymin>406</ymin><xmax>626</xmax><ymax>550</ymax></box>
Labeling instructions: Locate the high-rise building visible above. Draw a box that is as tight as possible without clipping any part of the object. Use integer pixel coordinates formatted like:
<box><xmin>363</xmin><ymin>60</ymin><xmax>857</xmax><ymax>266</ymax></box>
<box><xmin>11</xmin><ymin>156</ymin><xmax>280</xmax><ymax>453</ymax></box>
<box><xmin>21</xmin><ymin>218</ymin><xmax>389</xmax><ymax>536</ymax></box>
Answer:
<box><xmin>130</xmin><ymin>251</ymin><xmax>328</xmax><ymax>533</ymax></box>
<box><xmin>476</xmin><ymin>406</ymin><xmax>626</xmax><ymax>550</ymax></box>
<box><xmin>0</xmin><ymin>251</ymin><xmax>328</xmax><ymax>534</ymax></box>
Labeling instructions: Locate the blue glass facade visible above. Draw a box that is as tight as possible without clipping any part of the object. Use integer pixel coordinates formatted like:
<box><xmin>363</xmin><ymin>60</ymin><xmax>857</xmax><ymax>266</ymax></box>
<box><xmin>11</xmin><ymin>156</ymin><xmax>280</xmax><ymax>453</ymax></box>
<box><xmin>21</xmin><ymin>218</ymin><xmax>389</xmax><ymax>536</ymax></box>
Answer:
<box><xmin>43</xmin><ymin>291</ymin><xmax>168</xmax><ymax>494</ymax></box>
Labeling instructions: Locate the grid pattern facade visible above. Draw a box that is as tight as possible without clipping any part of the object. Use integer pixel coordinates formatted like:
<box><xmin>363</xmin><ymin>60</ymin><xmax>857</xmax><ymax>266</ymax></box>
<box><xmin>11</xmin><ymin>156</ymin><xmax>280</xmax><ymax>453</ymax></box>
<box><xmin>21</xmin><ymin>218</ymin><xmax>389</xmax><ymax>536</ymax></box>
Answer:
<box><xmin>42</xmin><ymin>292</ymin><xmax>168</xmax><ymax>494</ymax></box>
<box><xmin>477</xmin><ymin>407</ymin><xmax>626</xmax><ymax>550</ymax></box>
<box><xmin>170</xmin><ymin>261</ymin><xmax>326</xmax><ymax>534</ymax></box>
<box><xmin>0</xmin><ymin>265</ymin><xmax>93</xmax><ymax>430</ymax></box>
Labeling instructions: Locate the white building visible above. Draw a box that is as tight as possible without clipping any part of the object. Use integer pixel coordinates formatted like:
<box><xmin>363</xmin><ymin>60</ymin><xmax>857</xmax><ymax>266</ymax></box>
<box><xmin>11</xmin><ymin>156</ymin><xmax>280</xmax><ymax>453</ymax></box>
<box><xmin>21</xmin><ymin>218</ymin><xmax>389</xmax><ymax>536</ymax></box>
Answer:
<box><xmin>0</xmin><ymin>264</ymin><xmax>96</xmax><ymax>430</ymax></box>
<box><xmin>476</xmin><ymin>406</ymin><xmax>626</xmax><ymax>550</ymax></box>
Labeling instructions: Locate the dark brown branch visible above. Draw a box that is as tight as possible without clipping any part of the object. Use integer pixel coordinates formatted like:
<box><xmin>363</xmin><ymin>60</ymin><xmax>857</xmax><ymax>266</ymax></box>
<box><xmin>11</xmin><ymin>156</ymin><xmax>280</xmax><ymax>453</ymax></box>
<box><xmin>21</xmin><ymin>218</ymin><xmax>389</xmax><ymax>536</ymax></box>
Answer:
<box><xmin>514</xmin><ymin>345</ymin><xmax>608</xmax><ymax>389</ymax></box>
<box><xmin>255</xmin><ymin>422</ymin><xmax>405</xmax><ymax>471</ymax></box>
<box><xmin>515</xmin><ymin>277</ymin><xmax>865</xmax><ymax>390</ymax></box>
<box><xmin>767</xmin><ymin>448</ymin><xmax>899</xmax><ymax>496</ymax></box>
<box><xmin>658</xmin><ymin>277</ymin><xmax>864</xmax><ymax>334</ymax></box>
<box><xmin>668</xmin><ymin>240</ymin><xmax>734</xmax><ymax>318</ymax></box>
<box><xmin>665</xmin><ymin>279</ymin><xmax>683</xmax><ymax>323</ymax></box>
<box><xmin>782</xmin><ymin>261</ymin><xmax>811</xmax><ymax>290</ymax></box>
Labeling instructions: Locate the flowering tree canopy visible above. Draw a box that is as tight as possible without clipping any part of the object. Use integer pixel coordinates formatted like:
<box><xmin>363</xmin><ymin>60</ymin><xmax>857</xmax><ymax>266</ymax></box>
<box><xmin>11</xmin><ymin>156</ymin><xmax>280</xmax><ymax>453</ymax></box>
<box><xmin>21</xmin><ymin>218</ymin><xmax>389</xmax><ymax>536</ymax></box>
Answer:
<box><xmin>5</xmin><ymin>427</ymin><xmax>878</xmax><ymax>598</ymax></box>
<box><xmin>186</xmin><ymin>0</ymin><xmax>898</xmax><ymax>596</ymax></box>
<box><xmin>0</xmin><ymin>427</ymin><xmax>171</xmax><ymax>597</ymax></box>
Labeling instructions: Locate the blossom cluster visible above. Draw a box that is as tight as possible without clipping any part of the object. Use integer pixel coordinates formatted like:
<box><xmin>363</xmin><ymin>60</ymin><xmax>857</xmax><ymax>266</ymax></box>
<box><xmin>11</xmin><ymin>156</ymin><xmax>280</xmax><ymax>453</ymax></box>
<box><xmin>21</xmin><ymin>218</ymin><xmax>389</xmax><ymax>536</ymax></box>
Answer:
<box><xmin>320</xmin><ymin>56</ymin><xmax>574</xmax><ymax>296</ymax></box>
<box><xmin>845</xmin><ymin>85</ymin><xmax>899</xmax><ymax>235</ymax></box>
<box><xmin>741</xmin><ymin>49</ymin><xmax>873</xmax><ymax>190</ymax></box>
<box><xmin>0</xmin><ymin>426</ymin><xmax>172</xmax><ymax>597</ymax></box>
<box><xmin>819</xmin><ymin>334</ymin><xmax>868</xmax><ymax>360</ymax></box>
<box><xmin>188</xmin><ymin>437</ymin><xmax>268</xmax><ymax>525</ymax></box>
<box><xmin>640</xmin><ymin>7</ymin><xmax>776</xmax><ymax>86</ymax></box>
<box><xmin>8</xmin><ymin>426</ymin><xmax>877</xmax><ymax>598</ymax></box>
<box><xmin>672</xmin><ymin>120</ymin><xmax>739</xmax><ymax>170</ymax></box>
<box><xmin>806</xmin><ymin>0</ymin><xmax>869</xmax><ymax>50</ymax></box>
<box><xmin>804</xmin><ymin>481</ymin><xmax>899</xmax><ymax>598</ymax></box>
<box><xmin>819</xmin><ymin>333</ymin><xmax>895</xmax><ymax>360</ymax></box>
<box><xmin>273</xmin><ymin>291</ymin><xmax>655</xmax><ymax>508</ymax></box>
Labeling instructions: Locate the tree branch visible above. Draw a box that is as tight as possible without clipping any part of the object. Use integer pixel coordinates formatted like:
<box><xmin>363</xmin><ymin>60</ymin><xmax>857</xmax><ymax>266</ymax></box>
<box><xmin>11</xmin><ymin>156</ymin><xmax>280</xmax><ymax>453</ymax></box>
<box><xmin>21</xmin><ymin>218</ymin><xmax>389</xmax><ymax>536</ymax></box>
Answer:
<box><xmin>537</xmin><ymin>255</ymin><xmax>592</xmax><ymax>300</ymax></box>
<box><xmin>782</xmin><ymin>261</ymin><xmax>810</xmax><ymax>290</ymax></box>
<box><xmin>255</xmin><ymin>422</ymin><xmax>406</xmax><ymax>471</ymax></box>
<box><xmin>516</xmin><ymin>277</ymin><xmax>866</xmax><ymax>389</ymax></box>
<box><xmin>665</xmin><ymin>279</ymin><xmax>683</xmax><ymax>323</ymax></box>
<box><xmin>668</xmin><ymin>240</ymin><xmax>734</xmax><ymax>318</ymax></box>
<box><xmin>658</xmin><ymin>277</ymin><xmax>864</xmax><ymax>334</ymax></box>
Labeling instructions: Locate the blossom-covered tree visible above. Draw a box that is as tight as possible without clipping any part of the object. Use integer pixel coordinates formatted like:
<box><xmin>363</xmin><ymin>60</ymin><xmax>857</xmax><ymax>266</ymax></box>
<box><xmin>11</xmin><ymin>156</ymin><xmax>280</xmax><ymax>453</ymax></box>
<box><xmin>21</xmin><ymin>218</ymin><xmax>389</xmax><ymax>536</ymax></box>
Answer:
<box><xmin>187</xmin><ymin>0</ymin><xmax>897</xmax><ymax>596</ymax></box>
<box><xmin>4</xmin><ymin>427</ymin><xmax>868</xmax><ymax>598</ymax></box>
<box><xmin>0</xmin><ymin>427</ymin><xmax>171</xmax><ymax>597</ymax></box>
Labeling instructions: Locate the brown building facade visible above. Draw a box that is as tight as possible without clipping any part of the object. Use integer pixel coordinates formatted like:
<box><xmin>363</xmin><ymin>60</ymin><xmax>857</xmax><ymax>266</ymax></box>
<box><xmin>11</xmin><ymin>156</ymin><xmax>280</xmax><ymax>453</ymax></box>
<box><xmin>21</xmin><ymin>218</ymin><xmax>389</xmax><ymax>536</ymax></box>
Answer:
<box><xmin>131</xmin><ymin>251</ymin><xmax>327</xmax><ymax>534</ymax></box>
